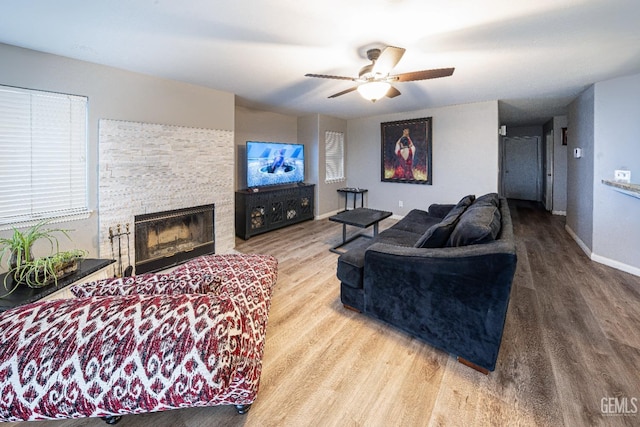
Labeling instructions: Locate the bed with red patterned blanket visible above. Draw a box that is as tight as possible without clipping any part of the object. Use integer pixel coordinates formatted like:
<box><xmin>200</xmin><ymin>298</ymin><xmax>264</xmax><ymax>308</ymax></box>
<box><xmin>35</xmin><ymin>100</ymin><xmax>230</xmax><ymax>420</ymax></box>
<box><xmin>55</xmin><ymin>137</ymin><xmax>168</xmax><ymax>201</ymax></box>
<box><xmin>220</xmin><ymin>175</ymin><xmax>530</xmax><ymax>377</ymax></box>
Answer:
<box><xmin>0</xmin><ymin>254</ymin><xmax>277</xmax><ymax>424</ymax></box>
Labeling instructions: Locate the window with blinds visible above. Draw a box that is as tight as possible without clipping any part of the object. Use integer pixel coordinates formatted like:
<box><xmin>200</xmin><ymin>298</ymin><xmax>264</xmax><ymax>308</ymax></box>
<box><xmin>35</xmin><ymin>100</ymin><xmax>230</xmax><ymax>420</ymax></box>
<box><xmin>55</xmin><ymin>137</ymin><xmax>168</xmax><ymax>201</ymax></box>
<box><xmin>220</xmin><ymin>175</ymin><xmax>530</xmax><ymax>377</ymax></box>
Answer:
<box><xmin>0</xmin><ymin>85</ymin><xmax>89</xmax><ymax>227</ymax></box>
<box><xmin>325</xmin><ymin>130</ymin><xmax>345</xmax><ymax>183</ymax></box>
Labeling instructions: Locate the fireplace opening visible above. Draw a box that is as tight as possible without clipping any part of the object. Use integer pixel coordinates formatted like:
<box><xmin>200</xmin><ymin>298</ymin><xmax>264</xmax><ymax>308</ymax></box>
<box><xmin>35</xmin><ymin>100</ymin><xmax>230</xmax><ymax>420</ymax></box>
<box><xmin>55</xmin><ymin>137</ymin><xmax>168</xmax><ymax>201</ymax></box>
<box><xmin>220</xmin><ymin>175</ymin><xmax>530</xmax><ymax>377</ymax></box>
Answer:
<box><xmin>134</xmin><ymin>204</ymin><xmax>214</xmax><ymax>274</ymax></box>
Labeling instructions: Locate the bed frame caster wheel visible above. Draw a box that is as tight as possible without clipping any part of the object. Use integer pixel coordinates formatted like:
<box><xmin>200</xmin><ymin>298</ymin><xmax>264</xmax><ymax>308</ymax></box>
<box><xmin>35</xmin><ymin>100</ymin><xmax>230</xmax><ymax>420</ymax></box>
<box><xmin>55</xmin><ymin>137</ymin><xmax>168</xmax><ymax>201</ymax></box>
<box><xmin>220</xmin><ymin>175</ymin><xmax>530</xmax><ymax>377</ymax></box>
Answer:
<box><xmin>235</xmin><ymin>404</ymin><xmax>252</xmax><ymax>414</ymax></box>
<box><xmin>101</xmin><ymin>415</ymin><xmax>122</xmax><ymax>425</ymax></box>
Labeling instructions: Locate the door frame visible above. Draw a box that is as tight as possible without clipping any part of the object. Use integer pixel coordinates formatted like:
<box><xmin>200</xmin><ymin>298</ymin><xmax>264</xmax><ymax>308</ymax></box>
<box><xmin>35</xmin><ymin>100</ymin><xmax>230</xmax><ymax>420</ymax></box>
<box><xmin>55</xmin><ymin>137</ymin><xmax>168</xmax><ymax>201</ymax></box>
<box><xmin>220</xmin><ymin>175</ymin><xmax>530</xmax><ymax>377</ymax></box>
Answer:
<box><xmin>544</xmin><ymin>129</ymin><xmax>554</xmax><ymax>210</ymax></box>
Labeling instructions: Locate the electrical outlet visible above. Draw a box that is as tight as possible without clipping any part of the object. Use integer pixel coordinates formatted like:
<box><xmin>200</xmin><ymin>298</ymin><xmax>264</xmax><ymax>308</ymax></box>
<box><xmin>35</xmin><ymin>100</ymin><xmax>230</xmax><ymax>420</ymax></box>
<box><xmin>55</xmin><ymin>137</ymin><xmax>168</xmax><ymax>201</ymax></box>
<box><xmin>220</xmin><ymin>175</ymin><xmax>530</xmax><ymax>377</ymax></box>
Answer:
<box><xmin>615</xmin><ymin>170</ymin><xmax>631</xmax><ymax>183</ymax></box>
<box><xmin>398</xmin><ymin>200</ymin><xmax>403</xmax><ymax>207</ymax></box>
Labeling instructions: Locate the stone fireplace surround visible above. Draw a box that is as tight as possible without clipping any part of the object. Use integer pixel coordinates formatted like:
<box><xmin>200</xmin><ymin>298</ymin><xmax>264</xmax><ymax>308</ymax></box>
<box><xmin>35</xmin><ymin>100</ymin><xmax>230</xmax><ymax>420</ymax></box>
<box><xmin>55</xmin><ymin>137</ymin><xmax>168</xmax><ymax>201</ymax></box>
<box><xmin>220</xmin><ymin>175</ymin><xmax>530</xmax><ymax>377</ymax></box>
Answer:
<box><xmin>98</xmin><ymin>119</ymin><xmax>234</xmax><ymax>273</ymax></box>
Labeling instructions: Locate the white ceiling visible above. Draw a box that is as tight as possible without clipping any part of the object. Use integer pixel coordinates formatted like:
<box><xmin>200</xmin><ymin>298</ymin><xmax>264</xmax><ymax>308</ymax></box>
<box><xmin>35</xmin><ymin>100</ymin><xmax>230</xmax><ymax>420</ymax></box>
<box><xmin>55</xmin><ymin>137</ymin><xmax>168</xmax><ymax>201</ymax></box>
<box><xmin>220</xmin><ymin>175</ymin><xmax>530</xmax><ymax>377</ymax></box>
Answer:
<box><xmin>1</xmin><ymin>0</ymin><xmax>639</xmax><ymax>124</ymax></box>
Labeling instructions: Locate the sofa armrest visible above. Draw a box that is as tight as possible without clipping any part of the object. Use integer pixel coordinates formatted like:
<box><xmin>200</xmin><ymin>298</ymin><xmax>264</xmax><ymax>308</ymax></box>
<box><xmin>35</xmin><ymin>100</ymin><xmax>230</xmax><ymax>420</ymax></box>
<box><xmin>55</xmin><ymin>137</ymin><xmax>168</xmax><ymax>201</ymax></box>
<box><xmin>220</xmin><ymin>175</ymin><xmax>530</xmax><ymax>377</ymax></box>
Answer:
<box><xmin>363</xmin><ymin>241</ymin><xmax>517</xmax><ymax>371</ymax></box>
<box><xmin>427</xmin><ymin>203</ymin><xmax>455</xmax><ymax>219</ymax></box>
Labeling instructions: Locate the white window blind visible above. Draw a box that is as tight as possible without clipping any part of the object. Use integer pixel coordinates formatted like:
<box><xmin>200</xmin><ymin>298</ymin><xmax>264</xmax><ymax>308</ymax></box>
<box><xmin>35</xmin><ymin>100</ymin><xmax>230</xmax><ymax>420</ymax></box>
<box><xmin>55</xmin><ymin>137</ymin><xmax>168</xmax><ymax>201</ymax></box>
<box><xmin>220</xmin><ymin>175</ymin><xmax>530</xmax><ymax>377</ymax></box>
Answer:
<box><xmin>325</xmin><ymin>130</ymin><xmax>345</xmax><ymax>183</ymax></box>
<box><xmin>0</xmin><ymin>85</ymin><xmax>89</xmax><ymax>226</ymax></box>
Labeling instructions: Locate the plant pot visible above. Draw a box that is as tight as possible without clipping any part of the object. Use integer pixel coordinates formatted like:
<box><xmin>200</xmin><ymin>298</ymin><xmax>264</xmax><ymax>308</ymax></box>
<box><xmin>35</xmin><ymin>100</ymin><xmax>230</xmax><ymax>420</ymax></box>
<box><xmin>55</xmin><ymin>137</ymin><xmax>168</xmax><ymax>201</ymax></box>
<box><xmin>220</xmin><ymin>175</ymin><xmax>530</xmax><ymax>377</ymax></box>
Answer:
<box><xmin>13</xmin><ymin>258</ymin><xmax>80</xmax><ymax>289</ymax></box>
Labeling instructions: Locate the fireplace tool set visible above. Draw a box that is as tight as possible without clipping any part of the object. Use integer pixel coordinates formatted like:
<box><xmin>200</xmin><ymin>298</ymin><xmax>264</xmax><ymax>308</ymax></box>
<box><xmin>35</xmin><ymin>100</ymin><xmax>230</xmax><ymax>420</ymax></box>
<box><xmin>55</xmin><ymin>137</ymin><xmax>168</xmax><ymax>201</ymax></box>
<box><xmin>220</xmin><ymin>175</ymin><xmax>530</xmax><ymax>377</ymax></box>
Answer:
<box><xmin>108</xmin><ymin>224</ymin><xmax>133</xmax><ymax>277</ymax></box>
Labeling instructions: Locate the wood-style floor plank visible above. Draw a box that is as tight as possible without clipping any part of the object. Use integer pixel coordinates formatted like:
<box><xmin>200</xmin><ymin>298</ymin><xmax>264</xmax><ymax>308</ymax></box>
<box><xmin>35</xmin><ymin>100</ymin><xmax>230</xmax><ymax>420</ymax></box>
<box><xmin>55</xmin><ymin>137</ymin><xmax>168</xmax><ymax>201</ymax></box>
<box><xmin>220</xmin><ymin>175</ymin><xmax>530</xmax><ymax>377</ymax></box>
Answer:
<box><xmin>5</xmin><ymin>200</ymin><xmax>640</xmax><ymax>426</ymax></box>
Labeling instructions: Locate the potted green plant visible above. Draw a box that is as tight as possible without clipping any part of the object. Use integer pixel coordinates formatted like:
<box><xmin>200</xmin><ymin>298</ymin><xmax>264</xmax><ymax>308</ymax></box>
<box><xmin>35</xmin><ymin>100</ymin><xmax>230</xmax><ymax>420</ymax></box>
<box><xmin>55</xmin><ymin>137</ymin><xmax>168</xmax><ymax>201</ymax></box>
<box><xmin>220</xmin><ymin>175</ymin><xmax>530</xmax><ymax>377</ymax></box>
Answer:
<box><xmin>11</xmin><ymin>248</ymin><xmax>87</xmax><ymax>289</ymax></box>
<box><xmin>0</xmin><ymin>221</ymin><xmax>86</xmax><ymax>295</ymax></box>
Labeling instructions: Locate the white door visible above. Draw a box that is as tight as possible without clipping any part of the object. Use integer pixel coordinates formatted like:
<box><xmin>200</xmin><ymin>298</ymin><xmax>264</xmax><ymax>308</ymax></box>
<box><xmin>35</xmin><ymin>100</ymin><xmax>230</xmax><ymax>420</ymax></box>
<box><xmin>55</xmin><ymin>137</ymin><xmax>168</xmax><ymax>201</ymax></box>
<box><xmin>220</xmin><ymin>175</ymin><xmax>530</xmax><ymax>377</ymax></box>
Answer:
<box><xmin>502</xmin><ymin>136</ymin><xmax>540</xmax><ymax>201</ymax></box>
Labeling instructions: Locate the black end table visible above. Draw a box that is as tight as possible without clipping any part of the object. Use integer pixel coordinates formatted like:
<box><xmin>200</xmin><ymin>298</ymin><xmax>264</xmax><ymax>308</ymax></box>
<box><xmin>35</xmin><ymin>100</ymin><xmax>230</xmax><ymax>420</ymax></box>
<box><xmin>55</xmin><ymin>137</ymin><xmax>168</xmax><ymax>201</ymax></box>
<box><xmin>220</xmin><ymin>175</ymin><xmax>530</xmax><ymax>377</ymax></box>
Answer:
<box><xmin>0</xmin><ymin>259</ymin><xmax>115</xmax><ymax>312</ymax></box>
<box><xmin>337</xmin><ymin>188</ymin><xmax>368</xmax><ymax>211</ymax></box>
<box><xmin>328</xmin><ymin>208</ymin><xmax>392</xmax><ymax>254</ymax></box>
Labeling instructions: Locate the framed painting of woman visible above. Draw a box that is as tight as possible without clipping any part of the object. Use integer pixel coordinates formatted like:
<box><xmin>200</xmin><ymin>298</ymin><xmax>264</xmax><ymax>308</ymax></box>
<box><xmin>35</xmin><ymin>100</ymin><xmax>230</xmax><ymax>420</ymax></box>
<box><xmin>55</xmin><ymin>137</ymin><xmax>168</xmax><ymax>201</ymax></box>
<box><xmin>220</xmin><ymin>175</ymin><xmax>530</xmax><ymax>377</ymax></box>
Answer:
<box><xmin>380</xmin><ymin>117</ymin><xmax>432</xmax><ymax>184</ymax></box>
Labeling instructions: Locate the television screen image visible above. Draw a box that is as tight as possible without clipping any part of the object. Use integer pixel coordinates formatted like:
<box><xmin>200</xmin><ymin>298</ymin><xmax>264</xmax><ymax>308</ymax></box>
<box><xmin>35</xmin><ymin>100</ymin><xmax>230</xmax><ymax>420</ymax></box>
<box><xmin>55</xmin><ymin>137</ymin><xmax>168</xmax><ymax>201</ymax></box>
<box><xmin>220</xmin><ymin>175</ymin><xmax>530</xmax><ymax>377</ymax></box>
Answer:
<box><xmin>246</xmin><ymin>141</ymin><xmax>305</xmax><ymax>188</ymax></box>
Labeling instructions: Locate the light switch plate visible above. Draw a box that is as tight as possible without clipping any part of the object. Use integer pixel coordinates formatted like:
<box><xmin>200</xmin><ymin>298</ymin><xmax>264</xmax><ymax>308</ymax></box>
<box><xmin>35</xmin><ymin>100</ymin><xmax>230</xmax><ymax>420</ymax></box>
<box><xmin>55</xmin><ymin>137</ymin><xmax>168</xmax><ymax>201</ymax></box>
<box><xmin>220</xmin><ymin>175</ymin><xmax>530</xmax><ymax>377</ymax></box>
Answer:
<box><xmin>614</xmin><ymin>170</ymin><xmax>631</xmax><ymax>183</ymax></box>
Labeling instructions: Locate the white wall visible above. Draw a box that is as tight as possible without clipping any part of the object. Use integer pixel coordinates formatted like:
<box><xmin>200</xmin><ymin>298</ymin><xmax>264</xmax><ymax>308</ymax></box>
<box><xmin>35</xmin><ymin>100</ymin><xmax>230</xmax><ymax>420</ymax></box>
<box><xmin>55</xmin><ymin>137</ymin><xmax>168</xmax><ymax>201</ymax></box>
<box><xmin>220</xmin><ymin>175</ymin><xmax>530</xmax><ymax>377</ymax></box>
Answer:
<box><xmin>592</xmin><ymin>73</ymin><xmax>640</xmax><ymax>274</ymax></box>
<box><xmin>567</xmin><ymin>86</ymin><xmax>595</xmax><ymax>251</ymax></box>
<box><xmin>346</xmin><ymin>101</ymin><xmax>500</xmax><ymax>215</ymax></box>
<box><xmin>566</xmin><ymin>73</ymin><xmax>640</xmax><ymax>276</ymax></box>
<box><xmin>0</xmin><ymin>43</ymin><xmax>234</xmax><ymax>263</ymax></box>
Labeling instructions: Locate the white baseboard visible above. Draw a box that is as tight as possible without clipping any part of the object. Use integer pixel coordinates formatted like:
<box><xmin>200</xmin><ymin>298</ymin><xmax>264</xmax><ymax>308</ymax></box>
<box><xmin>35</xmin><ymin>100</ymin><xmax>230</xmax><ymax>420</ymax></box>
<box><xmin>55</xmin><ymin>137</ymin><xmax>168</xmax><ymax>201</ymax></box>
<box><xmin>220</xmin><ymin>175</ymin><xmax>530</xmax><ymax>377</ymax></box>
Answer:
<box><xmin>564</xmin><ymin>224</ymin><xmax>592</xmax><ymax>258</ymax></box>
<box><xmin>565</xmin><ymin>224</ymin><xmax>640</xmax><ymax>277</ymax></box>
<box><xmin>552</xmin><ymin>210</ymin><xmax>567</xmax><ymax>216</ymax></box>
<box><xmin>316</xmin><ymin>209</ymin><xmax>343</xmax><ymax>220</ymax></box>
<box><xmin>591</xmin><ymin>253</ymin><xmax>640</xmax><ymax>277</ymax></box>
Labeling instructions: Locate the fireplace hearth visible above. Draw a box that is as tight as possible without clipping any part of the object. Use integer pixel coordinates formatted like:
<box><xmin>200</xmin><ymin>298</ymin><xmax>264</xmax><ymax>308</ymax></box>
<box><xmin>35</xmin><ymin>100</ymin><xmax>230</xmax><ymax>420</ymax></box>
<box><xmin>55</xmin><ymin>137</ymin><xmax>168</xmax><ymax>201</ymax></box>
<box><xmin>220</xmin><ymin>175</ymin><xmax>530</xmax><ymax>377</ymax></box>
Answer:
<box><xmin>134</xmin><ymin>204</ymin><xmax>215</xmax><ymax>274</ymax></box>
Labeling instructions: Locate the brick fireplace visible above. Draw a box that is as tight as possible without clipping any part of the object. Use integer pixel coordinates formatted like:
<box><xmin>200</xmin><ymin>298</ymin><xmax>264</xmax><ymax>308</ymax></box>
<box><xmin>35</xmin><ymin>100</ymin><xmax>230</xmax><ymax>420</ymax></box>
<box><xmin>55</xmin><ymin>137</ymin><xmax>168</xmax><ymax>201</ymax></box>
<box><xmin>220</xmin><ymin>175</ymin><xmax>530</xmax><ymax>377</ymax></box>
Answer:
<box><xmin>98</xmin><ymin>119</ymin><xmax>234</xmax><ymax>274</ymax></box>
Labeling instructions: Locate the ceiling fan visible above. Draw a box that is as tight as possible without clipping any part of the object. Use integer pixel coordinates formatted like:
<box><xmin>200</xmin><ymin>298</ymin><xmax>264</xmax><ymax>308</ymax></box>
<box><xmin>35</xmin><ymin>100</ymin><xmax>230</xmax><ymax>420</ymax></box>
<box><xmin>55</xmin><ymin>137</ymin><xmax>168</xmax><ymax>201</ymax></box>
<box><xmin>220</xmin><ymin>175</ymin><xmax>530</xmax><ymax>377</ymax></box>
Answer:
<box><xmin>305</xmin><ymin>46</ymin><xmax>454</xmax><ymax>102</ymax></box>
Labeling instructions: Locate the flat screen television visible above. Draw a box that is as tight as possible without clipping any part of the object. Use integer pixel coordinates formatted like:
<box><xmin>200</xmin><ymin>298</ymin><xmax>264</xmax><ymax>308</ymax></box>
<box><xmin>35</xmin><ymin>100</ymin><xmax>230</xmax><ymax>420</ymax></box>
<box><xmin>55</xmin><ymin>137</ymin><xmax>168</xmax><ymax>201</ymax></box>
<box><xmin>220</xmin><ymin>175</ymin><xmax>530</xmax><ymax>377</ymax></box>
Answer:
<box><xmin>246</xmin><ymin>141</ymin><xmax>305</xmax><ymax>188</ymax></box>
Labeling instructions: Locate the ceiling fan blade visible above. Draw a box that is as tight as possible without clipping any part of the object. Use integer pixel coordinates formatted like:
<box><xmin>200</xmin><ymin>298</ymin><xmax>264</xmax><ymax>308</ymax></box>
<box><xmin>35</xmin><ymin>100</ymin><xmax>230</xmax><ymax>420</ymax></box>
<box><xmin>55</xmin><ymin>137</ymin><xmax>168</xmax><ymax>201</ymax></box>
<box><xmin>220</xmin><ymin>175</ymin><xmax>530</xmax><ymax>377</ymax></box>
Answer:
<box><xmin>305</xmin><ymin>73</ymin><xmax>355</xmax><ymax>81</ymax></box>
<box><xmin>372</xmin><ymin>46</ymin><xmax>406</xmax><ymax>76</ymax></box>
<box><xmin>393</xmin><ymin>67</ymin><xmax>455</xmax><ymax>82</ymax></box>
<box><xmin>328</xmin><ymin>87</ymin><xmax>358</xmax><ymax>98</ymax></box>
<box><xmin>386</xmin><ymin>86</ymin><xmax>401</xmax><ymax>98</ymax></box>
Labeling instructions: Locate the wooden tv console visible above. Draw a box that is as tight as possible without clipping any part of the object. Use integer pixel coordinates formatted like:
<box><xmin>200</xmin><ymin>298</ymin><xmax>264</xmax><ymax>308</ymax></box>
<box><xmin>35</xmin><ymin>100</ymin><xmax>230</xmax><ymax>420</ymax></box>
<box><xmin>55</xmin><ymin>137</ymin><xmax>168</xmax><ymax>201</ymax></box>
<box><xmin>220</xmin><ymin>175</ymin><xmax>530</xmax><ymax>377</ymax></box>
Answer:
<box><xmin>235</xmin><ymin>184</ymin><xmax>314</xmax><ymax>240</ymax></box>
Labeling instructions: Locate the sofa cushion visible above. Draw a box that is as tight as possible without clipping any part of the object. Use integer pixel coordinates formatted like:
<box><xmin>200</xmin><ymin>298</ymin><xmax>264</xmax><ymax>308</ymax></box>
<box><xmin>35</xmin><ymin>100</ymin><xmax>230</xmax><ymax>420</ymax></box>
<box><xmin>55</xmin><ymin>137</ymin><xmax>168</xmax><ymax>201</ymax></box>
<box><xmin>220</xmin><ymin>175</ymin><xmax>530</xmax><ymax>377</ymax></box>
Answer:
<box><xmin>378</xmin><ymin>228</ymin><xmax>424</xmax><ymax>246</ymax></box>
<box><xmin>414</xmin><ymin>194</ymin><xmax>475</xmax><ymax>248</ymax></box>
<box><xmin>447</xmin><ymin>204</ymin><xmax>501</xmax><ymax>247</ymax></box>
<box><xmin>427</xmin><ymin>204</ymin><xmax>456</xmax><ymax>219</ymax></box>
<box><xmin>390</xmin><ymin>209</ymin><xmax>441</xmax><ymax>235</ymax></box>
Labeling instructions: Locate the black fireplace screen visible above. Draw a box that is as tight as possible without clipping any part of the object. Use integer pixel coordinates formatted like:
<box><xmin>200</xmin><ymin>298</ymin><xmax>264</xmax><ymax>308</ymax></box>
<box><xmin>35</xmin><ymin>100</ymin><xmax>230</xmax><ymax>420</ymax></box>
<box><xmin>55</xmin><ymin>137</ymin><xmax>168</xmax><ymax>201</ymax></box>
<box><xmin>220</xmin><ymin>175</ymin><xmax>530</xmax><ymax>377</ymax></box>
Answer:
<box><xmin>134</xmin><ymin>204</ymin><xmax>214</xmax><ymax>274</ymax></box>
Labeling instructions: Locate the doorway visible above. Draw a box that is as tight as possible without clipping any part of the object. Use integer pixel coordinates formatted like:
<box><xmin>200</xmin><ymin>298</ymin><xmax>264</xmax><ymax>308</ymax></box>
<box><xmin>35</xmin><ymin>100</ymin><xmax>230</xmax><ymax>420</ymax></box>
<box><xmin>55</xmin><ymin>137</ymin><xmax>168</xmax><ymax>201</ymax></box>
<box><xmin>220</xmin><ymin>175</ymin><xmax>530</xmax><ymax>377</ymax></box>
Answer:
<box><xmin>501</xmin><ymin>136</ymin><xmax>541</xmax><ymax>201</ymax></box>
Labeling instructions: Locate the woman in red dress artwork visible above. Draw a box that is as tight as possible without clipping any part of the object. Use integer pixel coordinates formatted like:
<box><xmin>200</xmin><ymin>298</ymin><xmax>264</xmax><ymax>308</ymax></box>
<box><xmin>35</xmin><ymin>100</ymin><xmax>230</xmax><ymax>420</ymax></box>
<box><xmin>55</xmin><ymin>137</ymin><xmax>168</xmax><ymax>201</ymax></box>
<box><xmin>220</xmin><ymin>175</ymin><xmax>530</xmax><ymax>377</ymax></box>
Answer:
<box><xmin>393</xmin><ymin>128</ymin><xmax>415</xmax><ymax>179</ymax></box>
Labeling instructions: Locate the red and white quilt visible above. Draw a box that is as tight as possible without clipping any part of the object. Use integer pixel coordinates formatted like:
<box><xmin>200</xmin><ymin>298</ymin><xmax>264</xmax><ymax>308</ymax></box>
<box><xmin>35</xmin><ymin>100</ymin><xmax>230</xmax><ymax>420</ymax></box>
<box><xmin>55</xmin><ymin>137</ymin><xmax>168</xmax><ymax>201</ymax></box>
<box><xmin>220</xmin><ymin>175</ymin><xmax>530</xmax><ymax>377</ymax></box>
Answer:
<box><xmin>0</xmin><ymin>254</ymin><xmax>277</xmax><ymax>422</ymax></box>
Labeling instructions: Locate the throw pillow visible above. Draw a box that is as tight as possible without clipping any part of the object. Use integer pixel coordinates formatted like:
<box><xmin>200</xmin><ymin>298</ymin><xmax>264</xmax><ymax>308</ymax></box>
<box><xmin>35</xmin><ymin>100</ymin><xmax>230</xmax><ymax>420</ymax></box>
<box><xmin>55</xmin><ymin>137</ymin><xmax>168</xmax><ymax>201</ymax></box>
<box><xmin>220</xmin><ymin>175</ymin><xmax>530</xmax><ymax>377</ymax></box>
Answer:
<box><xmin>454</xmin><ymin>194</ymin><xmax>476</xmax><ymax>210</ymax></box>
<box><xmin>447</xmin><ymin>204</ymin><xmax>501</xmax><ymax>247</ymax></box>
<box><xmin>414</xmin><ymin>194</ymin><xmax>475</xmax><ymax>248</ymax></box>
<box><xmin>415</xmin><ymin>221</ymin><xmax>455</xmax><ymax>248</ymax></box>
<box><xmin>472</xmin><ymin>192</ymin><xmax>499</xmax><ymax>207</ymax></box>
<box><xmin>70</xmin><ymin>272</ymin><xmax>219</xmax><ymax>297</ymax></box>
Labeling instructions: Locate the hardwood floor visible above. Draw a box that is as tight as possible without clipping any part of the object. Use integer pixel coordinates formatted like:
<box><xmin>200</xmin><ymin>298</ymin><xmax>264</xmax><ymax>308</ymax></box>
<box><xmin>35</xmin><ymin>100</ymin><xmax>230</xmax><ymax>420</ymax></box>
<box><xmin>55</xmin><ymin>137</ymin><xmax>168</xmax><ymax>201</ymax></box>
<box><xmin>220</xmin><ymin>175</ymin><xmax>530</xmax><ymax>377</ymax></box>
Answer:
<box><xmin>7</xmin><ymin>201</ymin><xmax>640</xmax><ymax>426</ymax></box>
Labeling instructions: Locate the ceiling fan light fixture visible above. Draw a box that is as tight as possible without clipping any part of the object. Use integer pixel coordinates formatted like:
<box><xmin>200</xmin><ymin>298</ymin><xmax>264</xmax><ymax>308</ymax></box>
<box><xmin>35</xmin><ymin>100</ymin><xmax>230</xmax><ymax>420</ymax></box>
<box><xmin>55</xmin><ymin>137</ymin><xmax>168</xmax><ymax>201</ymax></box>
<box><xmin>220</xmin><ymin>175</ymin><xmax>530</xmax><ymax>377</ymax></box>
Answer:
<box><xmin>357</xmin><ymin>81</ymin><xmax>391</xmax><ymax>102</ymax></box>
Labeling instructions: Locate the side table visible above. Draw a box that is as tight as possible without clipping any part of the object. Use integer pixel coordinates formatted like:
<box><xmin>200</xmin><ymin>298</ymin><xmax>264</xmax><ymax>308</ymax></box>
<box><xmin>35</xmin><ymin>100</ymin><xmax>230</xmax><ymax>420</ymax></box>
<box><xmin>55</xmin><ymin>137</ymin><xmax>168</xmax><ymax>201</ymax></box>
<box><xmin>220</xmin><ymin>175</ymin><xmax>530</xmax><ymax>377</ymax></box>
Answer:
<box><xmin>328</xmin><ymin>207</ymin><xmax>392</xmax><ymax>254</ymax></box>
<box><xmin>337</xmin><ymin>187</ymin><xmax>368</xmax><ymax>211</ymax></box>
<box><xmin>0</xmin><ymin>258</ymin><xmax>115</xmax><ymax>312</ymax></box>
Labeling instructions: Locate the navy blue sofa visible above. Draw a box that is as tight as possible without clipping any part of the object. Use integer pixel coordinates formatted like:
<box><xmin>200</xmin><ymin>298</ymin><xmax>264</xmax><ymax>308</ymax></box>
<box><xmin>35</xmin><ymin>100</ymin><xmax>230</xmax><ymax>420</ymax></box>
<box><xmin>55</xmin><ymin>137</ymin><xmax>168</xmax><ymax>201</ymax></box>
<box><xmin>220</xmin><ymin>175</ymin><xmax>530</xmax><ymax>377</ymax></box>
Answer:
<box><xmin>336</xmin><ymin>193</ymin><xmax>517</xmax><ymax>373</ymax></box>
